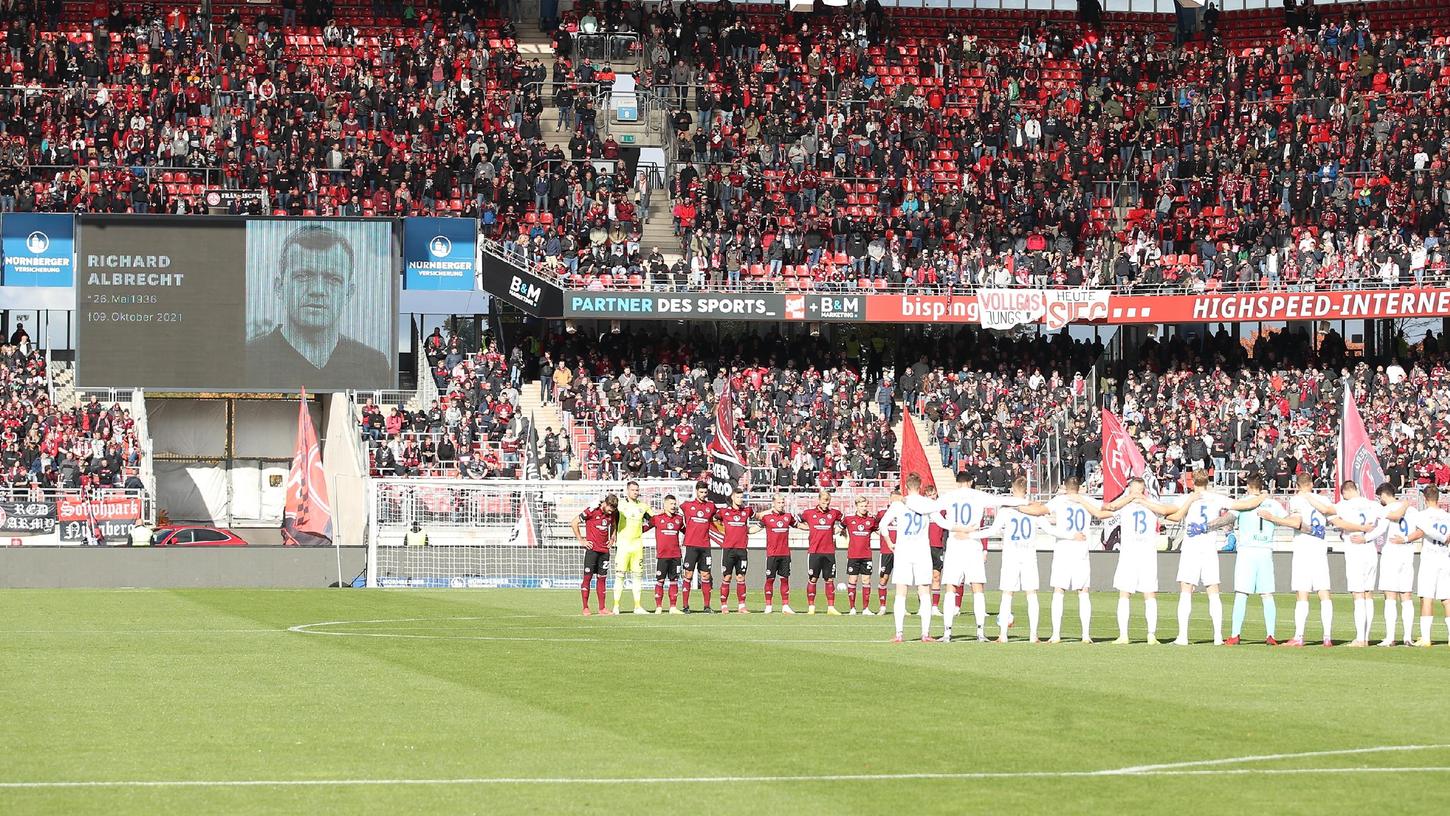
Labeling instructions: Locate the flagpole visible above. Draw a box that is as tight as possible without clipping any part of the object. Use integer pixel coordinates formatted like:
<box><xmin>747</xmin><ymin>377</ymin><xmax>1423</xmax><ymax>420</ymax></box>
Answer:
<box><xmin>1337</xmin><ymin>381</ymin><xmax>1347</xmax><ymax>500</ymax></box>
<box><xmin>333</xmin><ymin>473</ymin><xmax>343</xmax><ymax>589</ymax></box>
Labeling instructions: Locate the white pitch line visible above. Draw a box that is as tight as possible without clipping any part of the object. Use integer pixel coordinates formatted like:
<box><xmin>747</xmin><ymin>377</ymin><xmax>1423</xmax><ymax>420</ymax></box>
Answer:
<box><xmin>5</xmin><ymin>763</ymin><xmax>1450</xmax><ymax>790</ymax></box>
<box><xmin>1106</xmin><ymin>744</ymin><xmax>1450</xmax><ymax>775</ymax></box>
<box><xmin>286</xmin><ymin>618</ymin><xmax>891</xmax><ymax>644</ymax></box>
<box><xmin>2</xmin><ymin>629</ymin><xmax>283</xmax><ymax>635</ymax></box>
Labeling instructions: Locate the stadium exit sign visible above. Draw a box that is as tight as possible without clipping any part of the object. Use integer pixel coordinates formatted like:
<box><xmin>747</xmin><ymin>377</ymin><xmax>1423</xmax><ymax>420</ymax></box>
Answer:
<box><xmin>620</xmin><ymin>135</ymin><xmax>635</xmax><ymax>144</ymax></box>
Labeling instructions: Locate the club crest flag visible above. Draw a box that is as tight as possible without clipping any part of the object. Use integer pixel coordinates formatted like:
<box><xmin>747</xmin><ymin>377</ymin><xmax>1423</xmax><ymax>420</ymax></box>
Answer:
<box><xmin>1101</xmin><ymin>408</ymin><xmax>1154</xmax><ymax>501</ymax></box>
<box><xmin>1337</xmin><ymin>382</ymin><xmax>1385</xmax><ymax>501</ymax></box>
<box><xmin>282</xmin><ymin>392</ymin><xmax>333</xmax><ymax>547</ymax></box>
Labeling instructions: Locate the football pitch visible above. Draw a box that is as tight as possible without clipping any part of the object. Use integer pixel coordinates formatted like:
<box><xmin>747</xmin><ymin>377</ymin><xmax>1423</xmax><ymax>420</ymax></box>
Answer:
<box><xmin>3</xmin><ymin>589</ymin><xmax>1449</xmax><ymax>815</ymax></box>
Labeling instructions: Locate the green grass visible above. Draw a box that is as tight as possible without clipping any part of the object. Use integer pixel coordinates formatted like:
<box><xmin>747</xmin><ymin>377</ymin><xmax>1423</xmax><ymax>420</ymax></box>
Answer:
<box><xmin>3</xmin><ymin>589</ymin><xmax>1449</xmax><ymax>815</ymax></box>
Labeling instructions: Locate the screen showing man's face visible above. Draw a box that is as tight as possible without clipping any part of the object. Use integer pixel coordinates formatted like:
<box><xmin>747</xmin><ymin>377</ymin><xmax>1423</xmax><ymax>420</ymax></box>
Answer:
<box><xmin>279</xmin><ymin>241</ymin><xmax>352</xmax><ymax>334</ymax></box>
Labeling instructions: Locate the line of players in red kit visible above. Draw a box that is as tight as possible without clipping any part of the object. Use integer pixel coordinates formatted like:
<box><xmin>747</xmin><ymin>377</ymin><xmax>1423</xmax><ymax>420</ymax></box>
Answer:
<box><xmin>578</xmin><ymin>481</ymin><xmax>961</xmax><ymax>616</ymax></box>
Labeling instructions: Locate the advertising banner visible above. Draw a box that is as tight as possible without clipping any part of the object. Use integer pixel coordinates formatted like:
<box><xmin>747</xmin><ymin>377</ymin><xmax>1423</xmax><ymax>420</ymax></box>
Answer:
<box><xmin>564</xmin><ymin>291</ymin><xmax>789</xmax><ymax>320</ymax></box>
<box><xmin>75</xmin><ymin>216</ymin><xmax>397</xmax><ymax>391</ymax></box>
<box><xmin>781</xmin><ymin>293</ymin><xmax>865</xmax><ymax>321</ymax></box>
<box><xmin>2</xmin><ymin>213</ymin><xmax>74</xmax><ymax>287</ymax></box>
<box><xmin>57</xmin><ymin>496</ymin><xmax>142</xmax><ymax>543</ymax></box>
<box><xmin>862</xmin><ymin>289</ymin><xmax>1109</xmax><ymax>328</ymax></box>
<box><xmin>481</xmin><ymin>253</ymin><xmax>563</xmax><ymax>316</ymax></box>
<box><xmin>403</xmin><ymin>217</ymin><xmax>477</xmax><ymax>291</ymax></box>
<box><xmin>0</xmin><ymin>501</ymin><xmax>57</xmax><ymax>534</ymax></box>
<box><xmin>1105</xmin><ymin>288</ymin><xmax>1450</xmax><ymax>324</ymax></box>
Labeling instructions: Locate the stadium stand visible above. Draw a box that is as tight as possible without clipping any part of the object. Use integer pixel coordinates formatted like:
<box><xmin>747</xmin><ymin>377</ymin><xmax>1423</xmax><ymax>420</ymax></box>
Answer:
<box><xmin>1</xmin><ymin>1</ymin><xmax>1448</xmax><ymax>294</ymax></box>
<box><xmin>0</xmin><ymin>324</ymin><xmax>144</xmax><ymax>493</ymax></box>
<box><xmin>541</xmin><ymin>1</ymin><xmax>1450</xmax><ymax>293</ymax></box>
<box><xmin>5</xmin><ymin>1</ymin><xmax>1450</xmax><ymax>499</ymax></box>
<box><xmin>351</xmin><ymin>319</ymin><xmax>1450</xmax><ymax>507</ymax></box>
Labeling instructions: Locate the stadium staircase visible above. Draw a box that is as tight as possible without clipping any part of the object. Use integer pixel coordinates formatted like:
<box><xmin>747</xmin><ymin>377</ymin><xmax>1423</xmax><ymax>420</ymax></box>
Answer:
<box><xmin>519</xmin><ymin>379</ymin><xmax>568</xmax><ymax>451</ymax></box>
<box><xmin>50</xmin><ymin>360</ymin><xmax>77</xmax><ymax>410</ymax></box>
<box><xmin>514</xmin><ymin>27</ymin><xmax>685</xmax><ymax>265</ymax></box>
<box><xmin>887</xmin><ymin>403</ymin><xmax>957</xmax><ymax>492</ymax></box>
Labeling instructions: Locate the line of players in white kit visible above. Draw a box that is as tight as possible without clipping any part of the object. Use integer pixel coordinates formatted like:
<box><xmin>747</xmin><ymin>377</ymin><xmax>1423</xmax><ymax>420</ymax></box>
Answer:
<box><xmin>881</xmin><ymin>469</ymin><xmax>1450</xmax><ymax>646</ymax></box>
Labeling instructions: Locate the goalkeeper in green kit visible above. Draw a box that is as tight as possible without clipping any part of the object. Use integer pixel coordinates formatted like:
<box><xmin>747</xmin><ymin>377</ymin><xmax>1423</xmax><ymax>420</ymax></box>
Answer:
<box><xmin>613</xmin><ymin>480</ymin><xmax>653</xmax><ymax>614</ymax></box>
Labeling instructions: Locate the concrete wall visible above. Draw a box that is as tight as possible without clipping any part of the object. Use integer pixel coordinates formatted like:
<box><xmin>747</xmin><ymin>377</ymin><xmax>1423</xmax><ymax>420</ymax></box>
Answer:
<box><xmin>0</xmin><ymin>547</ymin><xmax>367</xmax><ymax>589</ymax></box>
<box><xmin>652</xmin><ymin>550</ymin><xmax>1347</xmax><ymax>594</ymax></box>
<box><xmin>0</xmin><ymin>547</ymin><xmax>1375</xmax><ymax>592</ymax></box>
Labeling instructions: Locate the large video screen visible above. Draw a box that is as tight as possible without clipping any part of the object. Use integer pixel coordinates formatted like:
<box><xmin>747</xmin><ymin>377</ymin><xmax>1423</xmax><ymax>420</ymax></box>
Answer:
<box><xmin>76</xmin><ymin>216</ymin><xmax>397</xmax><ymax>391</ymax></box>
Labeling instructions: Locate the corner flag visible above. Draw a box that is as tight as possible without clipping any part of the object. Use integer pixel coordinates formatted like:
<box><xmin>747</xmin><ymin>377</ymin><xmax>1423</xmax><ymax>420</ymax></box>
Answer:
<box><xmin>1337</xmin><ymin>381</ymin><xmax>1385</xmax><ymax>501</ymax></box>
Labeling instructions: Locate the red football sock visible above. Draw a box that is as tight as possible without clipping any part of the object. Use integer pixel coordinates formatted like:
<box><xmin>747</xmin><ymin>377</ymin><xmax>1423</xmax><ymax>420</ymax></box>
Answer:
<box><xmin>848</xmin><ymin>586</ymin><xmax>857</xmax><ymax>610</ymax></box>
<box><xmin>654</xmin><ymin>581</ymin><xmax>664</xmax><ymax>607</ymax></box>
<box><xmin>825</xmin><ymin>582</ymin><xmax>836</xmax><ymax>606</ymax></box>
<box><xmin>764</xmin><ymin>578</ymin><xmax>775</xmax><ymax>605</ymax></box>
<box><xmin>781</xmin><ymin>578</ymin><xmax>790</xmax><ymax>604</ymax></box>
<box><xmin>807</xmin><ymin>580</ymin><xmax>817</xmax><ymax>604</ymax></box>
<box><xmin>594</xmin><ymin>575</ymin><xmax>606</xmax><ymax>608</ymax></box>
<box><xmin>581</xmin><ymin>574</ymin><xmax>592</xmax><ymax>610</ymax></box>
<box><xmin>702</xmin><ymin>582</ymin><xmax>713</xmax><ymax>608</ymax></box>
<box><xmin>736</xmin><ymin>582</ymin><xmax>746</xmax><ymax>604</ymax></box>
<box><xmin>955</xmin><ymin>585</ymin><xmax>965</xmax><ymax>610</ymax></box>
<box><xmin>877</xmin><ymin>586</ymin><xmax>888</xmax><ymax>609</ymax></box>
<box><xmin>720</xmin><ymin>582</ymin><xmax>730</xmax><ymax>607</ymax></box>
<box><xmin>668</xmin><ymin>582</ymin><xmax>679</xmax><ymax>607</ymax></box>
<box><xmin>932</xmin><ymin>589</ymin><xmax>942</xmax><ymax>608</ymax></box>
<box><xmin>682</xmin><ymin>583</ymin><xmax>692</xmax><ymax>608</ymax></box>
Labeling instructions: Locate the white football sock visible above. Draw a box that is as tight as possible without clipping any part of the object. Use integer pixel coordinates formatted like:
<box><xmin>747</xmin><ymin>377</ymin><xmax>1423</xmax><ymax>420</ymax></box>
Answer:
<box><xmin>1402</xmin><ymin>599</ymin><xmax>1415</xmax><ymax>640</ymax></box>
<box><xmin>1117</xmin><ymin>596</ymin><xmax>1130</xmax><ymax>639</ymax></box>
<box><xmin>998</xmin><ymin>593</ymin><xmax>1011</xmax><ymax>638</ymax></box>
<box><xmin>1319</xmin><ymin>597</ymin><xmax>1333</xmax><ymax>641</ymax></box>
<box><xmin>973</xmin><ymin>591</ymin><xmax>987</xmax><ymax>631</ymax></box>
<box><xmin>1051</xmin><ymin>592</ymin><xmax>1064</xmax><ymax>640</ymax></box>
<box><xmin>1421</xmin><ymin>615</ymin><xmax>1433</xmax><ymax>644</ymax></box>
<box><xmin>1177</xmin><ymin>591</ymin><xmax>1192</xmax><ymax>641</ymax></box>
<box><xmin>1209</xmin><ymin>592</ymin><xmax>1224</xmax><ymax>641</ymax></box>
<box><xmin>1026</xmin><ymin>594</ymin><xmax>1040</xmax><ymax>639</ymax></box>
<box><xmin>1383</xmin><ymin>597</ymin><xmax>1397</xmax><ymax>642</ymax></box>
<box><xmin>919</xmin><ymin>586</ymin><xmax>933</xmax><ymax>639</ymax></box>
<box><xmin>1354</xmin><ymin>597</ymin><xmax>1371</xmax><ymax>641</ymax></box>
<box><xmin>1293</xmin><ymin>599</ymin><xmax>1308</xmax><ymax>640</ymax></box>
<box><xmin>1144</xmin><ymin>597</ymin><xmax>1158</xmax><ymax>639</ymax></box>
<box><xmin>941</xmin><ymin>587</ymin><xmax>957</xmax><ymax>633</ymax></box>
<box><xmin>1078</xmin><ymin>591</ymin><xmax>1092</xmax><ymax>639</ymax></box>
<box><xmin>893</xmin><ymin>591</ymin><xmax>907</xmax><ymax>637</ymax></box>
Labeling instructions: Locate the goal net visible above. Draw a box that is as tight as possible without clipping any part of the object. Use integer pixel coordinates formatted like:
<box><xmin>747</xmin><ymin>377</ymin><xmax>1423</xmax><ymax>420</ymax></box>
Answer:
<box><xmin>365</xmin><ymin>479</ymin><xmax>695</xmax><ymax>588</ymax></box>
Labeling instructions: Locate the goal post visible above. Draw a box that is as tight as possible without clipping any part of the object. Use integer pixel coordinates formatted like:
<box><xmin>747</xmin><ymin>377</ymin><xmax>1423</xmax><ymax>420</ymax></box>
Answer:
<box><xmin>364</xmin><ymin>479</ymin><xmax>695</xmax><ymax>588</ymax></box>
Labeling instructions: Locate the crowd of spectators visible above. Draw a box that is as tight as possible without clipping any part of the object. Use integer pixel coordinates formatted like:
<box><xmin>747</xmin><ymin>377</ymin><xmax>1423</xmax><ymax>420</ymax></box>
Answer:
<box><xmin>536</xmin><ymin>328</ymin><xmax>901</xmax><ymax>484</ymax></box>
<box><xmin>351</xmin><ymin>316</ymin><xmax>1450</xmax><ymax>500</ymax></box>
<box><xmin>910</xmin><ymin>331</ymin><xmax>1102</xmax><ymax>485</ymax></box>
<box><xmin>0</xmin><ymin>323</ymin><xmax>145</xmax><ymax>495</ymax></box>
<box><xmin>542</xmin><ymin>1</ymin><xmax>1450</xmax><ymax>294</ymax></box>
<box><xmin>5</xmin><ymin>1</ymin><xmax>1450</xmax><ymax>296</ymax></box>
<box><xmin>357</xmin><ymin>328</ymin><xmax>540</xmax><ymax>478</ymax></box>
<box><xmin>1119</xmin><ymin>324</ymin><xmax>1450</xmax><ymax>493</ymax></box>
<box><xmin>0</xmin><ymin>0</ymin><xmax>651</xmax><ymax>278</ymax></box>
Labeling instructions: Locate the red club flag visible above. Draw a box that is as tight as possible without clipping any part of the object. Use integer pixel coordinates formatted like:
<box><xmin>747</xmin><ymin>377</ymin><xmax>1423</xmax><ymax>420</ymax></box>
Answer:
<box><xmin>1337</xmin><ymin>381</ymin><xmax>1385</xmax><ymax>501</ymax></box>
<box><xmin>282</xmin><ymin>392</ymin><xmax>333</xmax><ymax>547</ymax></box>
<box><xmin>899</xmin><ymin>411</ymin><xmax>936</xmax><ymax>493</ymax></box>
<box><xmin>1100</xmin><ymin>408</ymin><xmax>1151</xmax><ymax>501</ymax></box>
